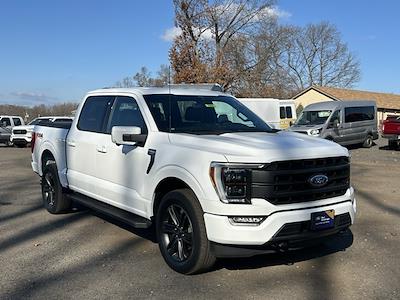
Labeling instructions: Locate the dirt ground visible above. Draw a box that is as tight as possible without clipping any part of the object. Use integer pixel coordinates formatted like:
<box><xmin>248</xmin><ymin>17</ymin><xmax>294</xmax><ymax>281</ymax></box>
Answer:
<box><xmin>0</xmin><ymin>138</ymin><xmax>399</xmax><ymax>299</ymax></box>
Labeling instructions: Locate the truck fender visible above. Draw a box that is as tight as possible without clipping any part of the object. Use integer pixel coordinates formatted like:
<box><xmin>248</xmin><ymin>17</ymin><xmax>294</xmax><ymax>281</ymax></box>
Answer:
<box><xmin>147</xmin><ymin>165</ymin><xmax>206</xmax><ymax>216</ymax></box>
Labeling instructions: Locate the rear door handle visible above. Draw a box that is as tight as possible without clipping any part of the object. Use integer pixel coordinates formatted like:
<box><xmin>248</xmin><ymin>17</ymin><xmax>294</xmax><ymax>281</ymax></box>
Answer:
<box><xmin>67</xmin><ymin>140</ymin><xmax>76</xmax><ymax>147</ymax></box>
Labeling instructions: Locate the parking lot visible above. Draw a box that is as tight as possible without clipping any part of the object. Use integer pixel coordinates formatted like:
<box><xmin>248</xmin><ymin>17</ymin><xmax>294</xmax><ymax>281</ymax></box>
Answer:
<box><xmin>0</xmin><ymin>139</ymin><xmax>399</xmax><ymax>299</ymax></box>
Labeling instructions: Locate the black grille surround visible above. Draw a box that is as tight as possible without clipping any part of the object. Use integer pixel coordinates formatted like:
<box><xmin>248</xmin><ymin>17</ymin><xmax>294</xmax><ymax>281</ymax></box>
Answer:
<box><xmin>251</xmin><ymin>156</ymin><xmax>350</xmax><ymax>205</ymax></box>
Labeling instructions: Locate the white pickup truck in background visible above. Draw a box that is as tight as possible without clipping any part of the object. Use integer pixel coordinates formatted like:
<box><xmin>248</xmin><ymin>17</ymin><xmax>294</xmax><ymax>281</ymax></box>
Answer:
<box><xmin>31</xmin><ymin>85</ymin><xmax>356</xmax><ymax>274</ymax></box>
<box><xmin>11</xmin><ymin>116</ymin><xmax>73</xmax><ymax>147</ymax></box>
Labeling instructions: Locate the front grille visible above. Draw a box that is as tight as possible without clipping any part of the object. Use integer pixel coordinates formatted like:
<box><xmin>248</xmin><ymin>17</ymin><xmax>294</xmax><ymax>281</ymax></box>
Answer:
<box><xmin>13</xmin><ymin>129</ymin><xmax>27</xmax><ymax>134</ymax></box>
<box><xmin>251</xmin><ymin>156</ymin><xmax>350</xmax><ymax>205</ymax></box>
<box><xmin>294</xmin><ymin>131</ymin><xmax>308</xmax><ymax>135</ymax></box>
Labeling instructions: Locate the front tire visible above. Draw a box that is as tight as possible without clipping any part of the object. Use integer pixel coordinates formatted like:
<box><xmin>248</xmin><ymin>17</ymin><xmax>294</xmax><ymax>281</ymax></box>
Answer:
<box><xmin>362</xmin><ymin>135</ymin><xmax>373</xmax><ymax>148</ymax></box>
<box><xmin>41</xmin><ymin>162</ymin><xmax>71</xmax><ymax>214</ymax></box>
<box><xmin>156</xmin><ymin>189</ymin><xmax>216</xmax><ymax>274</ymax></box>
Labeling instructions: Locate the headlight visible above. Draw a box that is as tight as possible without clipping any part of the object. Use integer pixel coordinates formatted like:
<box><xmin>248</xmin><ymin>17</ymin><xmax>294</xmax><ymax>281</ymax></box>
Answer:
<box><xmin>210</xmin><ymin>162</ymin><xmax>264</xmax><ymax>204</ymax></box>
<box><xmin>309</xmin><ymin>128</ymin><xmax>321</xmax><ymax>136</ymax></box>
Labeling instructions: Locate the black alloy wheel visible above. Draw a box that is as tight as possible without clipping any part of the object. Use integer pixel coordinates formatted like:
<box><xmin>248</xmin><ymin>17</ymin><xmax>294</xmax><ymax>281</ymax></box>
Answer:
<box><xmin>160</xmin><ymin>204</ymin><xmax>193</xmax><ymax>262</ymax></box>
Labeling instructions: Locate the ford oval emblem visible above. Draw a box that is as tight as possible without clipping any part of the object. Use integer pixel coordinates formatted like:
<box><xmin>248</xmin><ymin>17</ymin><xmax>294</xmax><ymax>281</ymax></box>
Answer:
<box><xmin>308</xmin><ymin>174</ymin><xmax>329</xmax><ymax>187</ymax></box>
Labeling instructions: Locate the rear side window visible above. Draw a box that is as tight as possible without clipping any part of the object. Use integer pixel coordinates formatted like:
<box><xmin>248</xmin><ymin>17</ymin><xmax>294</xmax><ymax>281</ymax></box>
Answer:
<box><xmin>285</xmin><ymin>107</ymin><xmax>292</xmax><ymax>119</ymax></box>
<box><xmin>54</xmin><ymin>118</ymin><xmax>72</xmax><ymax>123</ymax></box>
<box><xmin>13</xmin><ymin>118</ymin><xmax>22</xmax><ymax>126</ymax></box>
<box><xmin>106</xmin><ymin>96</ymin><xmax>147</xmax><ymax>134</ymax></box>
<box><xmin>280</xmin><ymin>107</ymin><xmax>286</xmax><ymax>119</ymax></box>
<box><xmin>345</xmin><ymin>106</ymin><xmax>375</xmax><ymax>123</ymax></box>
<box><xmin>1</xmin><ymin>117</ymin><xmax>11</xmax><ymax>126</ymax></box>
<box><xmin>78</xmin><ymin>96</ymin><xmax>114</xmax><ymax>133</ymax></box>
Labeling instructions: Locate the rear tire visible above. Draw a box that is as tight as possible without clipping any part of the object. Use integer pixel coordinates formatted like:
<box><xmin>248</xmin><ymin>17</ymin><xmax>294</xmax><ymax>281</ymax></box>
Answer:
<box><xmin>156</xmin><ymin>189</ymin><xmax>216</xmax><ymax>274</ymax></box>
<box><xmin>362</xmin><ymin>135</ymin><xmax>373</xmax><ymax>148</ymax></box>
<box><xmin>41</xmin><ymin>162</ymin><xmax>71</xmax><ymax>214</ymax></box>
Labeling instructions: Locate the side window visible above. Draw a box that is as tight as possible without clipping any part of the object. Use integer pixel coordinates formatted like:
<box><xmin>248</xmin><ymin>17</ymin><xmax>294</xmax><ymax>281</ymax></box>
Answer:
<box><xmin>106</xmin><ymin>96</ymin><xmax>147</xmax><ymax>134</ymax></box>
<box><xmin>77</xmin><ymin>96</ymin><xmax>114</xmax><ymax>133</ymax></box>
<box><xmin>345</xmin><ymin>106</ymin><xmax>375</xmax><ymax>123</ymax></box>
<box><xmin>13</xmin><ymin>118</ymin><xmax>22</xmax><ymax>126</ymax></box>
<box><xmin>1</xmin><ymin>117</ymin><xmax>11</xmax><ymax>126</ymax></box>
<box><xmin>285</xmin><ymin>106</ymin><xmax>292</xmax><ymax>119</ymax></box>
<box><xmin>280</xmin><ymin>107</ymin><xmax>286</xmax><ymax>119</ymax></box>
<box><xmin>54</xmin><ymin>118</ymin><xmax>72</xmax><ymax>123</ymax></box>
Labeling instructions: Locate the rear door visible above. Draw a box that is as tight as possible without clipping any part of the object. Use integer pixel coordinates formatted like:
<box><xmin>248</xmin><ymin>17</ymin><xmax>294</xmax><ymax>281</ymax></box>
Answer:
<box><xmin>93</xmin><ymin>95</ymin><xmax>150</xmax><ymax>216</ymax></box>
<box><xmin>66</xmin><ymin>96</ymin><xmax>115</xmax><ymax>196</ymax></box>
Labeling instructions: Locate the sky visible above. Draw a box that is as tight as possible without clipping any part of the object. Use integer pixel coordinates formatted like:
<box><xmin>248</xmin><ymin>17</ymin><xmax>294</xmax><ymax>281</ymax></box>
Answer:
<box><xmin>0</xmin><ymin>0</ymin><xmax>399</xmax><ymax>106</ymax></box>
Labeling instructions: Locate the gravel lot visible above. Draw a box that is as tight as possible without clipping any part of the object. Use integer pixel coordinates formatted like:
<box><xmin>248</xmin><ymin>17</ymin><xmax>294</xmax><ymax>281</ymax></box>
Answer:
<box><xmin>0</xmin><ymin>139</ymin><xmax>399</xmax><ymax>299</ymax></box>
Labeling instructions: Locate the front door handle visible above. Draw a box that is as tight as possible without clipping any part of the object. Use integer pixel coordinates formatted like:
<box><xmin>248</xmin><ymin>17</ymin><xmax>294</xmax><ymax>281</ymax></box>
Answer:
<box><xmin>96</xmin><ymin>145</ymin><xmax>107</xmax><ymax>153</ymax></box>
<box><xmin>67</xmin><ymin>140</ymin><xmax>76</xmax><ymax>147</ymax></box>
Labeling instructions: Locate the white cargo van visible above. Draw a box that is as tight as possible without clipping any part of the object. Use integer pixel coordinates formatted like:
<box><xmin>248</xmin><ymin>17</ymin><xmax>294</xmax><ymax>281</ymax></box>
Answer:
<box><xmin>237</xmin><ymin>98</ymin><xmax>296</xmax><ymax>129</ymax></box>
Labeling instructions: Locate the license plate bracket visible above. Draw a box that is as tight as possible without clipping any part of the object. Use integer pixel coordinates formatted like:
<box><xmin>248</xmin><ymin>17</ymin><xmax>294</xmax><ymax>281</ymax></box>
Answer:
<box><xmin>310</xmin><ymin>209</ymin><xmax>335</xmax><ymax>231</ymax></box>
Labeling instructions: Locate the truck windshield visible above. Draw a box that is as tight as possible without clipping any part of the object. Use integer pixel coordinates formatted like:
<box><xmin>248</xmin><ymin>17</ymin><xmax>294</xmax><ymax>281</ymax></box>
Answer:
<box><xmin>295</xmin><ymin>110</ymin><xmax>332</xmax><ymax>125</ymax></box>
<box><xmin>144</xmin><ymin>95</ymin><xmax>272</xmax><ymax>134</ymax></box>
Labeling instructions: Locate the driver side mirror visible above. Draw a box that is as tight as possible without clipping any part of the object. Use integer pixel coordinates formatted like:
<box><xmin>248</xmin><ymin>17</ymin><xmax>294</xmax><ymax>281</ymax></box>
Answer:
<box><xmin>111</xmin><ymin>126</ymin><xmax>147</xmax><ymax>147</ymax></box>
<box><xmin>333</xmin><ymin>119</ymin><xmax>339</xmax><ymax>128</ymax></box>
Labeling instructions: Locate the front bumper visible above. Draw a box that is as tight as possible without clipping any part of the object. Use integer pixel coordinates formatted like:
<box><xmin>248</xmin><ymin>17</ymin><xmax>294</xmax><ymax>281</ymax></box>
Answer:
<box><xmin>10</xmin><ymin>135</ymin><xmax>31</xmax><ymax>144</ymax></box>
<box><xmin>204</xmin><ymin>192</ymin><xmax>356</xmax><ymax>247</ymax></box>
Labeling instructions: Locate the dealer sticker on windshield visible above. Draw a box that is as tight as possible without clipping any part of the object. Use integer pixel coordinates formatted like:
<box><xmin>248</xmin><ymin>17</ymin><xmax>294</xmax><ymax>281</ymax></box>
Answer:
<box><xmin>310</xmin><ymin>209</ymin><xmax>335</xmax><ymax>231</ymax></box>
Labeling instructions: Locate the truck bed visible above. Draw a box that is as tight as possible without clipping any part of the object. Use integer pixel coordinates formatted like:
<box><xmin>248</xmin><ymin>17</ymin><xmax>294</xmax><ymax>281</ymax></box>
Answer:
<box><xmin>382</xmin><ymin>118</ymin><xmax>400</xmax><ymax>135</ymax></box>
<box><xmin>31</xmin><ymin>124</ymin><xmax>70</xmax><ymax>187</ymax></box>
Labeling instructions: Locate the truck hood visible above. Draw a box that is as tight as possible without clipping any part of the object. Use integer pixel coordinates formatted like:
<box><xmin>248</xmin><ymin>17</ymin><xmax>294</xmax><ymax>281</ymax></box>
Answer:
<box><xmin>169</xmin><ymin>131</ymin><xmax>348</xmax><ymax>163</ymax></box>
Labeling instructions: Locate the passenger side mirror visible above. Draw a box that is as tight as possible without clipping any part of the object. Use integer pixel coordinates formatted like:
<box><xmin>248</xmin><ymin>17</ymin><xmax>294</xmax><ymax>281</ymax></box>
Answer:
<box><xmin>111</xmin><ymin>126</ymin><xmax>147</xmax><ymax>146</ymax></box>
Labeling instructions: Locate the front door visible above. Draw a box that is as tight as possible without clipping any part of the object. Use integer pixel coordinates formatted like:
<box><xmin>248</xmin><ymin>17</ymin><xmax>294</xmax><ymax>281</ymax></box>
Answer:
<box><xmin>94</xmin><ymin>95</ymin><xmax>150</xmax><ymax>217</ymax></box>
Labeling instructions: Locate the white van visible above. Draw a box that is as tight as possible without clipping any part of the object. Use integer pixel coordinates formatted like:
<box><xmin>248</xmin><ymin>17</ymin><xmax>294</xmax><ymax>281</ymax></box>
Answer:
<box><xmin>237</xmin><ymin>98</ymin><xmax>296</xmax><ymax>129</ymax></box>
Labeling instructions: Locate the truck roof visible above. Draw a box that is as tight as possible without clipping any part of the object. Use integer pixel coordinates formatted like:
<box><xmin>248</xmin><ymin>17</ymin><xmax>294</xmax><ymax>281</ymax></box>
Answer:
<box><xmin>0</xmin><ymin>115</ymin><xmax>23</xmax><ymax>118</ymax></box>
<box><xmin>87</xmin><ymin>86</ymin><xmax>226</xmax><ymax>97</ymax></box>
<box><xmin>303</xmin><ymin>100</ymin><xmax>376</xmax><ymax>111</ymax></box>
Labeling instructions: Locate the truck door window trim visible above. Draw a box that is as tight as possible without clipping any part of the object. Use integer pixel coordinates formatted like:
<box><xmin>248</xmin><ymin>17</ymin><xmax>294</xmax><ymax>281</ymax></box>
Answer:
<box><xmin>104</xmin><ymin>96</ymin><xmax>148</xmax><ymax>135</ymax></box>
<box><xmin>77</xmin><ymin>96</ymin><xmax>115</xmax><ymax>133</ymax></box>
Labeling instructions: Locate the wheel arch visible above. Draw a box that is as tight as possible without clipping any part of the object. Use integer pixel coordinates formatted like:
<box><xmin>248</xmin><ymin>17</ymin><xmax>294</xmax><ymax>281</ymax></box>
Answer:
<box><xmin>151</xmin><ymin>171</ymin><xmax>207</xmax><ymax>219</ymax></box>
<box><xmin>41</xmin><ymin>149</ymin><xmax>56</xmax><ymax>173</ymax></box>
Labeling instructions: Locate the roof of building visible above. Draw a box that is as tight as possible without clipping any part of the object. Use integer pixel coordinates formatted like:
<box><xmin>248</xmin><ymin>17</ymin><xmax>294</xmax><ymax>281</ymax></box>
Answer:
<box><xmin>293</xmin><ymin>86</ymin><xmax>400</xmax><ymax>110</ymax></box>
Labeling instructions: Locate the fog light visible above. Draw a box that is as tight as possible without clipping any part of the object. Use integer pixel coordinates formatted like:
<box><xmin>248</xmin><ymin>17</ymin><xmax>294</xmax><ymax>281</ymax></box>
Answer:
<box><xmin>229</xmin><ymin>216</ymin><xmax>266</xmax><ymax>225</ymax></box>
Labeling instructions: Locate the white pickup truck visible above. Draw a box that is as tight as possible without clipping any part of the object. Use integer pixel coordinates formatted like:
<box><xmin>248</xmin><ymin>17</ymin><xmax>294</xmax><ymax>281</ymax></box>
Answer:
<box><xmin>31</xmin><ymin>86</ymin><xmax>356</xmax><ymax>274</ymax></box>
<box><xmin>11</xmin><ymin>116</ymin><xmax>73</xmax><ymax>147</ymax></box>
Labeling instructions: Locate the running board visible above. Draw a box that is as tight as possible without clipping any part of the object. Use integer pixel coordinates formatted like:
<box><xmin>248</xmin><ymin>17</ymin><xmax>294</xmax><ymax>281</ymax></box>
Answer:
<box><xmin>68</xmin><ymin>193</ymin><xmax>152</xmax><ymax>229</ymax></box>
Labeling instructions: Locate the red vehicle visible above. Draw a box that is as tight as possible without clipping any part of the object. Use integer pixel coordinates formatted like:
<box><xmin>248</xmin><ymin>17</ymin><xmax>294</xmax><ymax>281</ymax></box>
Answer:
<box><xmin>382</xmin><ymin>116</ymin><xmax>400</xmax><ymax>149</ymax></box>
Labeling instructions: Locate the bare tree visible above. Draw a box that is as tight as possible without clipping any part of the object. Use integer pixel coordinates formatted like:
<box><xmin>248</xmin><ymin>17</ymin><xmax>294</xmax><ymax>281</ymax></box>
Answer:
<box><xmin>277</xmin><ymin>22</ymin><xmax>360</xmax><ymax>91</ymax></box>
<box><xmin>170</xmin><ymin>0</ymin><xmax>277</xmax><ymax>90</ymax></box>
<box><xmin>115</xmin><ymin>65</ymin><xmax>171</xmax><ymax>88</ymax></box>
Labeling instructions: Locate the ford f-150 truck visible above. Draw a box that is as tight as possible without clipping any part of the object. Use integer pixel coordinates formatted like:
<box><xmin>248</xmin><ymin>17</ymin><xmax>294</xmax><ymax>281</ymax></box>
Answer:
<box><xmin>31</xmin><ymin>86</ymin><xmax>356</xmax><ymax>274</ymax></box>
<box><xmin>382</xmin><ymin>116</ymin><xmax>400</xmax><ymax>149</ymax></box>
<box><xmin>11</xmin><ymin>116</ymin><xmax>73</xmax><ymax>147</ymax></box>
